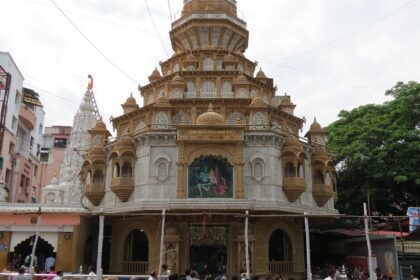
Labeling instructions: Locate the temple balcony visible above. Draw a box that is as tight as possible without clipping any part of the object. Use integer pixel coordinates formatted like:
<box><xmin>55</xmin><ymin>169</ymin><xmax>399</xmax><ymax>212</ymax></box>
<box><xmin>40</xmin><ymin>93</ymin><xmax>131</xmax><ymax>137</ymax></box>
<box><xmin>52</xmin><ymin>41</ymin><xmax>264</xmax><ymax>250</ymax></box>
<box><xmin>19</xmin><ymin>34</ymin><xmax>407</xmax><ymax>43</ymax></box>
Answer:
<box><xmin>268</xmin><ymin>261</ymin><xmax>294</xmax><ymax>275</ymax></box>
<box><xmin>282</xmin><ymin>177</ymin><xmax>306</xmax><ymax>202</ymax></box>
<box><xmin>83</xmin><ymin>183</ymin><xmax>105</xmax><ymax>206</ymax></box>
<box><xmin>313</xmin><ymin>183</ymin><xmax>334</xmax><ymax>206</ymax></box>
<box><xmin>111</xmin><ymin>177</ymin><xmax>134</xmax><ymax>202</ymax></box>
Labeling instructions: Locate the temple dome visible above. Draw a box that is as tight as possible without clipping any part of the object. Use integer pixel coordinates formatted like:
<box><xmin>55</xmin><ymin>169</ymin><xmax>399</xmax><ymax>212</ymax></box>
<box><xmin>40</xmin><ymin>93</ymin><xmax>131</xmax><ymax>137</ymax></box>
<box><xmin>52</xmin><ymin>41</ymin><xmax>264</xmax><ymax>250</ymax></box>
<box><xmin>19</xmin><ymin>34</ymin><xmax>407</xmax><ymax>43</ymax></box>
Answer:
<box><xmin>256</xmin><ymin>68</ymin><xmax>266</xmax><ymax>80</ymax></box>
<box><xmin>196</xmin><ymin>103</ymin><xmax>225</xmax><ymax>125</ymax></box>
<box><xmin>124</xmin><ymin>93</ymin><xmax>137</xmax><ymax>106</ymax></box>
<box><xmin>171</xmin><ymin>74</ymin><xmax>185</xmax><ymax>85</ymax></box>
<box><xmin>88</xmin><ymin>142</ymin><xmax>105</xmax><ymax>156</ymax></box>
<box><xmin>309</xmin><ymin>118</ymin><xmax>324</xmax><ymax>133</ymax></box>
<box><xmin>149</xmin><ymin>68</ymin><xmax>162</xmax><ymax>82</ymax></box>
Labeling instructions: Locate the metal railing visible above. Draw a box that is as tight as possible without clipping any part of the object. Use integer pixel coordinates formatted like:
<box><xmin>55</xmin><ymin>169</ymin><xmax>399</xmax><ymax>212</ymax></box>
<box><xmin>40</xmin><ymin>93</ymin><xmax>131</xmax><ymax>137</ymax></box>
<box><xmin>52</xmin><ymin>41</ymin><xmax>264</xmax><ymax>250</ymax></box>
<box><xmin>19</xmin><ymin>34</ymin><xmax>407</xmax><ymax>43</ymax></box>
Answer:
<box><xmin>268</xmin><ymin>261</ymin><xmax>294</xmax><ymax>275</ymax></box>
<box><xmin>121</xmin><ymin>261</ymin><xmax>149</xmax><ymax>275</ymax></box>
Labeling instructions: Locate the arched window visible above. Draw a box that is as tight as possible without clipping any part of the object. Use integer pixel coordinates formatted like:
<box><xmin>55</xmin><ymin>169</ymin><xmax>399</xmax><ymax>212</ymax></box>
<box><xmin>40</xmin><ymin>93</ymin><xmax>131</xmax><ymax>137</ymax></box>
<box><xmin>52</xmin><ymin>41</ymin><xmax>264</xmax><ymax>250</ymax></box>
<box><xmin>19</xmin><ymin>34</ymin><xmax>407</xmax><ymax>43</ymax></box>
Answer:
<box><xmin>226</xmin><ymin>111</ymin><xmax>246</xmax><ymax>125</ymax></box>
<box><xmin>298</xmin><ymin>164</ymin><xmax>304</xmax><ymax>178</ymax></box>
<box><xmin>221</xmin><ymin>80</ymin><xmax>233</xmax><ymax>98</ymax></box>
<box><xmin>314</xmin><ymin>170</ymin><xmax>324</xmax><ymax>184</ymax></box>
<box><xmin>284</xmin><ymin>162</ymin><xmax>295</xmax><ymax>177</ymax></box>
<box><xmin>121</xmin><ymin>162</ymin><xmax>133</xmax><ymax>177</ymax></box>
<box><xmin>237</xmin><ymin>88</ymin><xmax>247</xmax><ymax>98</ymax></box>
<box><xmin>201</xmin><ymin>80</ymin><xmax>216</xmax><ymax>98</ymax></box>
<box><xmin>252</xmin><ymin>112</ymin><xmax>266</xmax><ymax>129</ymax></box>
<box><xmin>86</xmin><ymin>171</ymin><xmax>92</xmax><ymax>184</ymax></box>
<box><xmin>186</xmin><ymin>81</ymin><xmax>196</xmax><ymax>98</ymax></box>
<box><xmin>325</xmin><ymin>172</ymin><xmax>332</xmax><ymax>186</ymax></box>
<box><xmin>172</xmin><ymin>88</ymin><xmax>183</xmax><ymax>99</ymax></box>
<box><xmin>125</xmin><ymin>229</ymin><xmax>148</xmax><ymax>262</ymax></box>
<box><xmin>269</xmin><ymin>229</ymin><xmax>292</xmax><ymax>261</ymax></box>
<box><xmin>203</xmin><ymin>58</ymin><xmax>214</xmax><ymax>71</ymax></box>
<box><xmin>155</xmin><ymin>111</ymin><xmax>169</xmax><ymax>129</ymax></box>
<box><xmin>93</xmin><ymin>170</ymin><xmax>104</xmax><ymax>184</ymax></box>
<box><xmin>113</xmin><ymin>163</ymin><xmax>120</xmax><ymax>178</ymax></box>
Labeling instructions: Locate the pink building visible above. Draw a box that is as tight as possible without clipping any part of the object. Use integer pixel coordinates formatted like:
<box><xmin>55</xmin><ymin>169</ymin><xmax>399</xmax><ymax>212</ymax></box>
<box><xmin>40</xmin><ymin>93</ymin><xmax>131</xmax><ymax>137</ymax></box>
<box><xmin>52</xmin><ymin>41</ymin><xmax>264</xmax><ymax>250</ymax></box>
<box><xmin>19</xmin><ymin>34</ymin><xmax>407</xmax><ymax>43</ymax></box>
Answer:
<box><xmin>39</xmin><ymin>126</ymin><xmax>72</xmax><ymax>192</ymax></box>
<box><xmin>0</xmin><ymin>52</ymin><xmax>45</xmax><ymax>203</ymax></box>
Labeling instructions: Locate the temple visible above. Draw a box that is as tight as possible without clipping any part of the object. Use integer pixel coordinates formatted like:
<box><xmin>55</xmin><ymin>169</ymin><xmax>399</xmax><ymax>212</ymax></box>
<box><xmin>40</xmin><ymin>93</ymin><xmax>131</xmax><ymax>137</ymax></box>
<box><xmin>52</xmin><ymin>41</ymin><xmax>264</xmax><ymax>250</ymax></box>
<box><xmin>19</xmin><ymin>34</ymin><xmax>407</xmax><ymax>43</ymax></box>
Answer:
<box><xmin>0</xmin><ymin>1</ymin><xmax>338</xmax><ymax>279</ymax></box>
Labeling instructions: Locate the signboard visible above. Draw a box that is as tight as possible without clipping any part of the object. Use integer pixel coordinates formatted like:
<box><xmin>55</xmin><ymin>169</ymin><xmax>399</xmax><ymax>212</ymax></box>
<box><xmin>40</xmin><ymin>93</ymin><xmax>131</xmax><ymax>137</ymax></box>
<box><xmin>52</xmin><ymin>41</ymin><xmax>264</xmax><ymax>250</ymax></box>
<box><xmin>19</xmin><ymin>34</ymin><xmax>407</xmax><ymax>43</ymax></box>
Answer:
<box><xmin>407</xmin><ymin>207</ymin><xmax>420</xmax><ymax>232</ymax></box>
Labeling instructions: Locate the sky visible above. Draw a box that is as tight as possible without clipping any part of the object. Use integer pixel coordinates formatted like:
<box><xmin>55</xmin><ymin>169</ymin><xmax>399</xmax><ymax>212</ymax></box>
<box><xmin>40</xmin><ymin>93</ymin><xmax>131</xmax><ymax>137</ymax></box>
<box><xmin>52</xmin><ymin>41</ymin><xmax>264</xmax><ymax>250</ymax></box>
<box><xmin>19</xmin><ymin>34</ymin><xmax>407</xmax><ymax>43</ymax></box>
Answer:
<box><xmin>0</xmin><ymin>0</ymin><xmax>419</xmax><ymax>134</ymax></box>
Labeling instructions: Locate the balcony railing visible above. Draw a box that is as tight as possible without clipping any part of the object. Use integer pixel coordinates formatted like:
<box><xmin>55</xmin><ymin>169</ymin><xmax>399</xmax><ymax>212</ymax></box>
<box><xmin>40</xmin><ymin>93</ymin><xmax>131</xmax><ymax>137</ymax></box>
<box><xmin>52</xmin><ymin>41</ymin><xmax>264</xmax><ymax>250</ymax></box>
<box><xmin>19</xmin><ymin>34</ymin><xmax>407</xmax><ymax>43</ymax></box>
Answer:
<box><xmin>122</xmin><ymin>261</ymin><xmax>148</xmax><ymax>275</ymax></box>
<box><xmin>111</xmin><ymin>176</ymin><xmax>134</xmax><ymax>202</ymax></box>
<box><xmin>283</xmin><ymin>177</ymin><xmax>305</xmax><ymax>187</ymax></box>
<box><xmin>268</xmin><ymin>261</ymin><xmax>294</xmax><ymax>275</ymax></box>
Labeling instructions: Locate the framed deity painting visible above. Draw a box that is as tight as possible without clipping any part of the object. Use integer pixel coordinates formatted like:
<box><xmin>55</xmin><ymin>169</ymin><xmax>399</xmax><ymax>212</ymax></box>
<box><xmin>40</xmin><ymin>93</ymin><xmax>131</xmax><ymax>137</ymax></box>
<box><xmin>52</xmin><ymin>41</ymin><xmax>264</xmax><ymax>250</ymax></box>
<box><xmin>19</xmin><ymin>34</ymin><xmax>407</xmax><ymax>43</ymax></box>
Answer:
<box><xmin>188</xmin><ymin>156</ymin><xmax>233</xmax><ymax>198</ymax></box>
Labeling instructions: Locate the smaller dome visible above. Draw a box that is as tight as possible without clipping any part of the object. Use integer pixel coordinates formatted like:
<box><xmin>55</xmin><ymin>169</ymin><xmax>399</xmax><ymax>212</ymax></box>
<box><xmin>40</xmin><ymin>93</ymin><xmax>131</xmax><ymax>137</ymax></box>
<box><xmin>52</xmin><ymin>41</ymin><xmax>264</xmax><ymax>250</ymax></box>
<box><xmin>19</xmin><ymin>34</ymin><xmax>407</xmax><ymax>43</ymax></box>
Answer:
<box><xmin>280</xmin><ymin>93</ymin><xmax>294</xmax><ymax>106</ymax></box>
<box><xmin>309</xmin><ymin>118</ymin><xmax>324</xmax><ymax>133</ymax></box>
<box><xmin>224</xmin><ymin>53</ymin><xmax>237</xmax><ymax>63</ymax></box>
<box><xmin>155</xmin><ymin>91</ymin><xmax>170</xmax><ymax>106</ymax></box>
<box><xmin>196</xmin><ymin>103</ymin><xmax>225</xmax><ymax>125</ymax></box>
<box><xmin>283</xmin><ymin>134</ymin><xmax>302</xmax><ymax>148</ymax></box>
<box><xmin>124</xmin><ymin>93</ymin><xmax>137</xmax><ymax>105</ymax></box>
<box><xmin>117</xmin><ymin>134</ymin><xmax>134</xmax><ymax>147</ymax></box>
<box><xmin>171</xmin><ymin>74</ymin><xmax>185</xmax><ymax>85</ymax></box>
<box><xmin>148</xmin><ymin>67</ymin><xmax>161</xmax><ymax>82</ymax></box>
<box><xmin>234</xmin><ymin>73</ymin><xmax>249</xmax><ymax>85</ymax></box>
<box><xmin>89</xmin><ymin>142</ymin><xmax>105</xmax><ymax>156</ymax></box>
<box><xmin>256</xmin><ymin>68</ymin><xmax>266</xmax><ymax>80</ymax></box>
<box><xmin>184</xmin><ymin>53</ymin><xmax>198</xmax><ymax>63</ymax></box>
<box><xmin>250</xmin><ymin>92</ymin><xmax>266</xmax><ymax>107</ymax></box>
<box><xmin>95</xmin><ymin>118</ymin><xmax>107</xmax><ymax>129</ymax></box>
<box><xmin>49</xmin><ymin>176</ymin><xmax>59</xmax><ymax>186</ymax></box>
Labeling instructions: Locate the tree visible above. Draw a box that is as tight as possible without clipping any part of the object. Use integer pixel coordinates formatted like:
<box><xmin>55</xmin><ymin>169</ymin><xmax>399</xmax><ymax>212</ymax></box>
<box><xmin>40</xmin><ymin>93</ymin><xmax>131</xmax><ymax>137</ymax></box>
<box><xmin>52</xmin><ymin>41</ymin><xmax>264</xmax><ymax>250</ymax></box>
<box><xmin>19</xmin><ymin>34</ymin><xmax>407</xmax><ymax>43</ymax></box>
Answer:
<box><xmin>326</xmin><ymin>81</ymin><xmax>420</xmax><ymax>215</ymax></box>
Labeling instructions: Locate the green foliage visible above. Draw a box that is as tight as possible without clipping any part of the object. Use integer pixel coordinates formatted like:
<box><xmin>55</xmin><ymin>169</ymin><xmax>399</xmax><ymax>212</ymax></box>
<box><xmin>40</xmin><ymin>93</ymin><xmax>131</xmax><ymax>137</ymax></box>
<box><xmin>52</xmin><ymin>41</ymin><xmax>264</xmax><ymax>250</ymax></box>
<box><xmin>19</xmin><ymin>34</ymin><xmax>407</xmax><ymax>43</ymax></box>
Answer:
<box><xmin>326</xmin><ymin>81</ymin><xmax>420</xmax><ymax>215</ymax></box>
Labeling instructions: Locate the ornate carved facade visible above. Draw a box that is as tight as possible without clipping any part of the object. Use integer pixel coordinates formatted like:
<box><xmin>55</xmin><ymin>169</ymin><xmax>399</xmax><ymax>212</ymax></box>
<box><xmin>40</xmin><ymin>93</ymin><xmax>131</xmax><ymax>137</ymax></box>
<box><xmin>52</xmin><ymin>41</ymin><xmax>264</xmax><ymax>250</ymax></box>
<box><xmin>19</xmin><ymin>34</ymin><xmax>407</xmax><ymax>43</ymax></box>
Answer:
<box><xmin>78</xmin><ymin>1</ymin><xmax>338</xmax><ymax>278</ymax></box>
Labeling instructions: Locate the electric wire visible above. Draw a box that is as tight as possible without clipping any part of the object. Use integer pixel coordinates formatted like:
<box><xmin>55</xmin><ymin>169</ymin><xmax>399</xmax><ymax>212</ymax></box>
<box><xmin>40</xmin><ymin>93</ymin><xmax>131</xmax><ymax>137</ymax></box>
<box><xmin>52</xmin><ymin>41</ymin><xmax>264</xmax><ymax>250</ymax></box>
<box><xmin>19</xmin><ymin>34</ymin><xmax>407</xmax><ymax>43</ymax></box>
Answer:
<box><xmin>167</xmin><ymin>0</ymin><xmax>173</xmax><ymax>23</ymax></box>
<box><xmin>144</xmin><ymin>0</ymin><xmax>170</xmax><ymax>57</ymax></box>
<box><xmin>50</xmin><ymin>0</ymin><xmax>140</xmax><ymax>85</ymax></box>
<box><xmin>272</xmin><ymin>0</ymin><xmax>417</xmax><ymax>62</ymax></box>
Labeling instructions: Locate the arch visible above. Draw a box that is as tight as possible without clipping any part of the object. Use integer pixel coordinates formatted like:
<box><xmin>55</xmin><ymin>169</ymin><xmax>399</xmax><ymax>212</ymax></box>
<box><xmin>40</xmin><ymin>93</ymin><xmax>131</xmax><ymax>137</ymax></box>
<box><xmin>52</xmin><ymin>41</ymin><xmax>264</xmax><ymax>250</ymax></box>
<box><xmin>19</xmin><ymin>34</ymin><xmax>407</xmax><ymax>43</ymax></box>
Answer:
<box><xmin>226</xmin><ymin>111</ymin><xmax>246</xmax><ymax>125</ymax></box>
<box><xmin>269</xmin><ymin>229</ymin><xmax>292</xmax><ymax>261</ymax></box>
<box><xmin>188</xmin><ymin>155</ymin><xmax>233</xmax><ymax>198</ymax></box>
<box><xmin>121</xmin><ymin>162</ymin><xmax>133</xmax><ymax>177</ymax></box>
<box><xmin>325</xmin><ymin>171</ymin><xmax>332</xmax><ymax>186</ymax></box>
<box><xmin>313</xmin><ymin>170</ymin><xmax>324</xmax><ymax>184</ymax></box>
<box><xmin>186</xmin><ymin>145</ymin><xmax>235</xmax><ymax>166</ymax></box>
<box><xmin>237</xmin><ymin>88</ymin><xmax>247</xmax><ymax>98</ymax></box>
<box><xmin>93</xmin><ymin>170</ymin><xmax>104</xmax><ymax>184</ymax></box>
<box><xmin>252</xmin><ymin>112</ymin><xmax>266</xmax><ymax>130</ymax></box>
<box><xmin>113</xmin><ymin>162</ymin><xmax>120</xmax><ymax>178</ymax></box>
<box><xmin>201</xmin><ymin>80</ymin><xmax>216</xmax><ymax>98</ymax></box>
<box><xmin>155</xmin><ymin>111</ymin><xmax>169</xmax><ymax>129</ymax></box>
<box><xmin>284</xmin><ymin>162</ymin><xmax>296</xmax><ymax>177</ymax></box>
<box><xmin>154</xmin><ymin>155</ymin><xmax>171</xmax><ymax>182</ymax></box>
<box><xmin>249</xmin><ymin>155</ymin><xmax>266</xmax><ymax>182</ymax></box>
<box><xmin>298</xmin><ymin>163</ymin><xmax>304</xmax><ymax>178</ymax></box>
<box><xmin>124</xmin><ymin>229</ymin><xmax>149</xmax><ymax>262</ymax></box>
<box><xmin>172</xmin><ymin>88</ymin><xmax>183</xmax><ymax>99</ymax></box>
<box><xmin>13</xmin><ymin>235</ymin><xmax>55</xmax><ymax>270</ymax></box>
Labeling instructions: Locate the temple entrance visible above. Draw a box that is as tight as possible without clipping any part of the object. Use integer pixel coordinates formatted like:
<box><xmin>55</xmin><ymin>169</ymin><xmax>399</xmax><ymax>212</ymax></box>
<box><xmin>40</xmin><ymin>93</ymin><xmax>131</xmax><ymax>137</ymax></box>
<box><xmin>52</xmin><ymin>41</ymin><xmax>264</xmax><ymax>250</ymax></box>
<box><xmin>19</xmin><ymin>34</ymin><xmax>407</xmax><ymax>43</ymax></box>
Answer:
<box><xmin>11</xmin><ymin>235</ymin><xmax>55</xmax><ymax>271</ymax></box>
<box><xmin>189</xmin><ymin>225</ymin><xmax>228</xmax><ymax>277</ymax></box>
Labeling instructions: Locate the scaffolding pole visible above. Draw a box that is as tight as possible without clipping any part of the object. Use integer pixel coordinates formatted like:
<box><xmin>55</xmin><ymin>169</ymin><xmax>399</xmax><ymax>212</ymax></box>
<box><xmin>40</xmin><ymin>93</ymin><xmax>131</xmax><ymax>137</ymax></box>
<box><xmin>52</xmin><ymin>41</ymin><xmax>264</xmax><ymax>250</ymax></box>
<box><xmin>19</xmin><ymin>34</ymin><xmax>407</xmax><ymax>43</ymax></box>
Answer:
<box><xmin>304</xmin><ymin>212</ymin><xmax>312</xmax><ymax>280</ymax></box>
<box><xmin>96</xmin><ymin>214</ymin><xmax>105</xmax><ymax>280</ymax></box>
<box><xmin>245</xmin><ymin>211</ymin><xmax>250</xmax><ymax>279</ymax></box>
<box><xmin>29</xmin><ymin>207</ymin><xmax>41</xmax><ymax>280</ymax></box>
<box><xmin>158</xmin><ymin>209</ymin><xmax>166</xmax><ymax>280</ymax></box>
<box><xmin>364</xmin><ymin>203</ymin><xmax>374</xmax><ymax>279</ymax></box>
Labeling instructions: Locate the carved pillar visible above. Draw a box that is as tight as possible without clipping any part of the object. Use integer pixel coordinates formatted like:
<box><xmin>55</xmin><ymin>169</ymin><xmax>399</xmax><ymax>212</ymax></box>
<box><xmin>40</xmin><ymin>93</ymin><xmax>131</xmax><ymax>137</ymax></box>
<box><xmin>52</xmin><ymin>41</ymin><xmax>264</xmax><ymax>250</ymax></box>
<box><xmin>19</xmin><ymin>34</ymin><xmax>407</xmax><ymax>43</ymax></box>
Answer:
<box><xmin>235</xmin><ymin>164</ymin><xmax>245</xmax><ymax>199</ymax></box>
<box><xmin>216</xmin><ymin>76</ymin><xmax>222</xmax><ymax>98</ymax></box>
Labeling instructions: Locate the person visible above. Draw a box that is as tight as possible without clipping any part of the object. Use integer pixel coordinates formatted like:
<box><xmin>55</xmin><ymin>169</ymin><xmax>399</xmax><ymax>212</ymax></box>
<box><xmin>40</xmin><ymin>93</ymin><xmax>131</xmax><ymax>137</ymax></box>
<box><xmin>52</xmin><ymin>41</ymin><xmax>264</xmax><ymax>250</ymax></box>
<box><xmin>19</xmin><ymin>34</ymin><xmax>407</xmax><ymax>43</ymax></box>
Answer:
<box><xmin>87</xmin><ymin>266</ymin><xmax>96</xmax><ymax>280</ymax></box>
<box><xmin>47</xmin><ymin>266</ymin><xmax>56</xmax><ymax>280</ymax></box>
<box><xmin>12</xmin><ymin>267</ymin><xmax>28</xmax><ymax>280</ymax></box>
<box><xmin>185</xmin><ymin>269</ymin><xmax>192</xmax><ymax>280</ymax></box>
<box><xmin>324</xmin><ymin>269</ymin><xmax>334</xmax><ymax>280</ymax></box>
<box><xmin>33</xmin><ymin>266</ymin><xmax>43</xmax><ymax>280</ymax></box>
<box><xmin>24</xmin><ymin>255</ymin><xmax>37</xmax><ymax>267</ymax></box>
<box><xmin>412</xmin><ymin>273</ymin><xmax>419</xmax><ymax>280</ymax></box>
<box><xmin>191</xmin><ymin>272</ymin><xmax>199</xmax><ymax>280</ymax></box>
<box><xmin>196</xmin><ymin>166</ymin><xmax>213</xmax><ymax>196</ymax></box>
<box><xmin>375</xmin><ymin>268</ymin><xmax>384</xmax><ymax>280</ymax></box>
<box><xmin>44</xmin><ymin>255</ymin><xmax>56</xmax><ymax>273</ymax></box>
<box><xmin>161</xmin><ymin>264</ymin><xmax>169</xmax><ymax>277</ymax></box>
<box><xmin>148</xmin><ymin>271</ymin><xmax>157</xmax><ymax>280</ymax></box>
<box><xmin>212</xmin><ymin>166</ymin><xmax>227</xmax><ymax>195</ymax></box>
<box><xmin>52</xmin><ymin>271</ymin><xmax>63</xmax><ymax>280</ymax></box>
<box><xmin>240</xmin><ymin>273</ymin><xmax>247</xmax><ymax>280</ymax></box>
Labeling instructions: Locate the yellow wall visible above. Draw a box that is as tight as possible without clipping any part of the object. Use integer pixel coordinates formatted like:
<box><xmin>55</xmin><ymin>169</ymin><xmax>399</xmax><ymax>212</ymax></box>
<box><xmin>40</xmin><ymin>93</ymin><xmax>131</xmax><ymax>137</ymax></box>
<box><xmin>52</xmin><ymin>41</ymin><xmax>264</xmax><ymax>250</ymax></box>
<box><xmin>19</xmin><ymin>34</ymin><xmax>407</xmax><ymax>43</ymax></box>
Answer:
<box><xmin>0</xmin><ymin>232</ymin><xmax>11</xmax><ymax>270</ymax></box>
<box><xmin>56</xmin><ymin>232</ymin><xmax>74</xmax><ymax>272</ymax></box>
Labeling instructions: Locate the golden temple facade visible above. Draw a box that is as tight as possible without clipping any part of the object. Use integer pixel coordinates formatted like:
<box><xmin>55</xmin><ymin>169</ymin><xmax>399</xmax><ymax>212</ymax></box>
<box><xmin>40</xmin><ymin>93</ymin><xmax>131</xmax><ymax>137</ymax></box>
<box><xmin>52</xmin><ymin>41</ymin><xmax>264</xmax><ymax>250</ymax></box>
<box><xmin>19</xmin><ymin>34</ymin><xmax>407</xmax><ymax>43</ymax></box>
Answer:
<box><xmin>77</xmin><ymin>0</ymin><xmax>339</xmax><ymax>278</ymax></box>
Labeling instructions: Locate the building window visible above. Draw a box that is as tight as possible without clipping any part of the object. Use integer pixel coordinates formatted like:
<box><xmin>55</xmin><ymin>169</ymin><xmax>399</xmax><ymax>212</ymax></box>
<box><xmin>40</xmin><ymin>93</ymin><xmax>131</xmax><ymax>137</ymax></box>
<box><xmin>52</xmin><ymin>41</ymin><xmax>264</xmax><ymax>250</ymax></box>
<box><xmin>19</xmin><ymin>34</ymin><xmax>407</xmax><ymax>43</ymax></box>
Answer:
<box><xmin>284</xmin><ymin>162</ymin><xmax>296</xmax><ymax>177</ymax></box>
<box><xmin>221</xmin><ymin>80</ymin><xmax>233</xmax><ymax>98</ymax></box>
<box><xmin>30</xmin><ymin>136</ymin><xmax>34</xmax><ymax>150</ymax></box>
<box><xmin>34</xmin><ymin>165</ymin><xmax>38</xmax><ymax>177</ymax></box>
<box><xmin>15</xmin><ymin>90</ymin><xmax>21</xmax><ymax>104</ymax></box>
<box><xmin>39</xmin><ymin>124</ymin><xmax>43</xmax><ymax>135</ymax></box>
<box><xmin>203</xmin><ymin>58</ymin><xmax>214</xmax><ymax>71</ymax></box>
<box><xmin>8</xmin><ymin>142</ymin><xmax>15</xmax><ymax>156</ymax></box>
<box><xmin>40</xmin><ymin>152</ymin><xmax>49</xmax><ymax>162</ymax></box>
<box><xmin>155</xmin><ymin>111</ymin><xmax>169</xmax><ymax>129</ymax></box>
<box><xmin>12</xmin><ymin>116</ymin><xmax>17</xmax><ymax>131</ymax></box>
<box><xmin>201</xmin><ymin>80</ymin><xmax>216</xmax><ymax>98</ymax></box>
<box><xmin>269</xmin><ymin>229</ymin><xmax>292</xmax><ymax>262</ymax></box>
<box><xmin>54</xmin><ymin>138</ymin><xmax>68</xmax><ymax>148</ymax></box>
